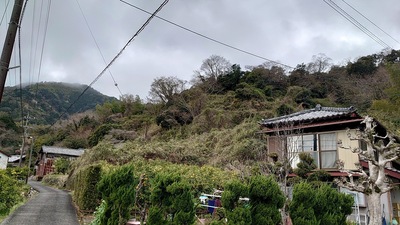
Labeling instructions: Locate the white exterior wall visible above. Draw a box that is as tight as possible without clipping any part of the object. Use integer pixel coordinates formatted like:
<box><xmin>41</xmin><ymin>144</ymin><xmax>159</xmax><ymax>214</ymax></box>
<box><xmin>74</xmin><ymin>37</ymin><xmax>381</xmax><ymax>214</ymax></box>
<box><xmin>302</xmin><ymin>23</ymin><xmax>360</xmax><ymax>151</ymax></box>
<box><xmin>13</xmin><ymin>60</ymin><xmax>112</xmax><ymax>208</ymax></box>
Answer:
<box><xmin>0</xmin><ymin>152</ymin><xmax>8</xmax><ymax>169</ymax></box>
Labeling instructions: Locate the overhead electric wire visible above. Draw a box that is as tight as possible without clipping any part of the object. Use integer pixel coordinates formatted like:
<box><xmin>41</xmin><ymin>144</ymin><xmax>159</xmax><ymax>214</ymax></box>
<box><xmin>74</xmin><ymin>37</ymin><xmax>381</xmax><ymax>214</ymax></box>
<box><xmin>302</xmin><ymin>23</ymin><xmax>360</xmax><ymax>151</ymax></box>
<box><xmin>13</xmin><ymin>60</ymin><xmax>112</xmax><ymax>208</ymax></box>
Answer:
<box><xmin>120</xmin><ymin>0</ymin><xmax>294</xmax><ymax>70</ymax></box>
<box><xmin>28</xmin><ymin>0</ymin><xmax>37</xmax><ymax>85</ymax></box>
<box><xmin>0</xmin><ymin>0</ymin><xmax>11</xmax><ymax>27</ymax></box>
<box><xmin>324</xmin><ymin>0</ymin><xmax>391</xmax><ymax>49</ymax></box>
<box><xmin>341</xmin><ymin>0</ymin><xmax>400</xmax><ymax>46</ymax></box>
<box><xmin>18</xmin><ymin>0</ymin><xmax>30</xmax><ymax>129</ymax></box>
<box><xmin>75</xmin><ymin>0</ymin><xmax>123</xmax><ymax>97</ymax></box>
<box><xmin>32</xmin><ymin>0</ymin><xmax>44</xmax><ymax>89</ymax></box>
<box><xmin>323</xmin><ymin>0</ymin><xmax>392</xmax><ymax>49</ymax></box>
<box><xmin>50</xmin><ymin>0</ymin><xmax>170</xmax><ymax>127</ymax></box>
<box><xmin>35</xmin><ymin>0</ymin><xmax>52</xmax><ymax>97</ymax></box>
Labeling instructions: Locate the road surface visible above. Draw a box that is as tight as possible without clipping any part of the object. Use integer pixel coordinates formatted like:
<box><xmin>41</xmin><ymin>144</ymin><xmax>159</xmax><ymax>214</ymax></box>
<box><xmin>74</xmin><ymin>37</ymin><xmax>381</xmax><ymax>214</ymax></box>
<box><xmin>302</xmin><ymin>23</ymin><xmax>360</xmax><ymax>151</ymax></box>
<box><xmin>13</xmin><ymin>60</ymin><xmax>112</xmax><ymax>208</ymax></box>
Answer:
<box><xmin>1</xmin><ymin>180</ymin><xmax>80</xmax><ymax>225</ymax></box>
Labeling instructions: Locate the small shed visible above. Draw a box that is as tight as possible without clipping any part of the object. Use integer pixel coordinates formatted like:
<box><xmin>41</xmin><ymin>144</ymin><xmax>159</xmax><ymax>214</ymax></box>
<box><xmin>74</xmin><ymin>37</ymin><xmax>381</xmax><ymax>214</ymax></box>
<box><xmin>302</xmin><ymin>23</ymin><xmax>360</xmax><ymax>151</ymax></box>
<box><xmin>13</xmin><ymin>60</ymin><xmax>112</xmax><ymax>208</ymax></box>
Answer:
<box><xmin>0</xmin><ymin>150</ymin><xmax>10</xmax><ymax>169</ymax></box>
<box><xmin>8</xmin><ymin>154</ymin><xmax>26</xmax><ymax>167</ymax></box>
<box><xmin>35</xmin><ymin>146</ymin><xmax>85</xmax><ymax>178</ymax></box>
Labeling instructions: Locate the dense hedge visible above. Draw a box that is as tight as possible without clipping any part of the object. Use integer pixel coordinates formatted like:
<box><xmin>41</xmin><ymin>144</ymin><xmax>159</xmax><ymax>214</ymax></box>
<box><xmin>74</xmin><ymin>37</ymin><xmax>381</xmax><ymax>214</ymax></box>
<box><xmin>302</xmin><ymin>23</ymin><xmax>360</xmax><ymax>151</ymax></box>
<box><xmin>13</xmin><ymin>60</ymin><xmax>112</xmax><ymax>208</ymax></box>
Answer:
<box><xmin>97</xmin><ymin>165</ymin><xmax>137</xmax><ymax>225</ymax></box>
<box><xmin>0</xmin><ymin>169</ymin><xmax>27</xmax><ymax>215</ymax></box>
<box><xmin>73</xmin><ymin>164</ymin><xmax>103</xmax><ymax>211</ymax></box>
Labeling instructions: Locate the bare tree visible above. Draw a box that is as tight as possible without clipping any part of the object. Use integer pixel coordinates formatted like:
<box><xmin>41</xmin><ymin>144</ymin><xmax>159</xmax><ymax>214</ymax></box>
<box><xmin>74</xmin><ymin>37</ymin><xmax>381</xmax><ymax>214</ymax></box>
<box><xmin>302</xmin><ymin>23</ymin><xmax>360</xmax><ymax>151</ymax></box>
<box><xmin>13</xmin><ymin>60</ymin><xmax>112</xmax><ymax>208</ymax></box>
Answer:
<box><xmin>196</xmin><ymin>55</ymin><xmax>231</xmax><ymax>80</ymax></box>
<box><xmin>192</xmin><ymin>55</ymin><xmax>231</xmax><ymax>93</ymax></box>
<box><xmin>336</xmin><ymin>116</ymin><xmax>400</xmax><ymax>225</ymax></box>
<box><xmin>306</xmin><ymin>53</ymin><xmax>332</xmax><ymax>73</ymax></box>
<box><xmin>148</xmin><ymin>76</ymin><xmax>187</xmax><ymax>104</ymax></box>
<box><xmin>262</xmin><ymin>121</ymin><xmax>302</xmax><ymax>225</ymax></box>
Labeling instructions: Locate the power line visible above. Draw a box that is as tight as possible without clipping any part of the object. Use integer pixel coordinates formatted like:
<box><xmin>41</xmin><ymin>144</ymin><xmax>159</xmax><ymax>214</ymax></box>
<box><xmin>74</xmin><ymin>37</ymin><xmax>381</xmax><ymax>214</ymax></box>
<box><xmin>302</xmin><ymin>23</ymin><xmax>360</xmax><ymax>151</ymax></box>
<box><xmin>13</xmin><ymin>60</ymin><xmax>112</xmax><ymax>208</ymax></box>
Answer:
<box><xmin>340</xmin><ymin>0</ymin><xmax>400</xmax><ymax>46</ymax></box>
<box><xmin>324</xmin><ymin>0</ymin><xmax>391</xmax><ymax>49</ymax></box>
<box><xmin>32</xmin><ymin>0</ymin><xmax>44</xmax><ymax>88</ymax></box>
<box><xmin>50</xmin><ymin>0</ymin><xmax>171</xmax><ymax>127</ymax></box>
<box><xmin>28</xmin><ymin>0</ymin><xmax>37</xmax><ymax>85</ymax></box>
<box><xmin>0</xmin><ymin>0</ymin><xmax>11</xmax><ymax>27</ymax></box>
<box><xmin>120</xmin><ymin>0</ymin><xmax>294</xmax><ymax>70</ymax></box>
<box><xmin>35</xmin><ymin>0</ymin><xmax>52</xmax><ymax>97</ymax></box>
<box><xmin>323</xmin><ymin>0</ymin><xmax>392</xmax><ymax>49</ymax></box>
<box><xmin>18</xmin><ymin>0</ymin><xmax>30</xmax><ymax>130</ymax></box>
<box><xmin>74</xmin><ymin>0</ymin><xmax>123</xmax><ymax>97</ymax></box>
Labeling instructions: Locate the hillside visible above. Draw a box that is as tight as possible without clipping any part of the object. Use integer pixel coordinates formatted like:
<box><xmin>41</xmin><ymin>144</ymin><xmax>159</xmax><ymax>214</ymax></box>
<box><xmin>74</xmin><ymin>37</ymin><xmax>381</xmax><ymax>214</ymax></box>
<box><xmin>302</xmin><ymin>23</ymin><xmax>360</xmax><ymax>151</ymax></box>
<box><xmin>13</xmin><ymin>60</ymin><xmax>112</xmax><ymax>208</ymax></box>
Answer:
<box><xmin>2</xmin><ymin>51</ymin><xmax>400</xmax><ymax>161</ymax></box>
<box><xmin>25</xmin><ymin>51</ymin><xmax>400</xmax><ymax>165</ymax></box>
<box><xmin>0</xmin><ymin>82</ymin><xmax>116</xmax><ymax>153</ymax></box>
<box><xmin>0</xmin><ymin>82</ymin><xmax>117</xmax><ymax>125</ymax></box>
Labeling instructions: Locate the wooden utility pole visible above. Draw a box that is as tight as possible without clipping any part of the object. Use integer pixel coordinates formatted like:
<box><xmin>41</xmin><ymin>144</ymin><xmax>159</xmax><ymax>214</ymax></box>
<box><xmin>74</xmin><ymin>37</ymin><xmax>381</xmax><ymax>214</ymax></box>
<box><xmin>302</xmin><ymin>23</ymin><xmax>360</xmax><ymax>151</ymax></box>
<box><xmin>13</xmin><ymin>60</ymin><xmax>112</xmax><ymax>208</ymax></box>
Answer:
<box><xmin>0</xmin><ymin>0</ymin><xmax>24</xmax><ymax>103</ymax></box>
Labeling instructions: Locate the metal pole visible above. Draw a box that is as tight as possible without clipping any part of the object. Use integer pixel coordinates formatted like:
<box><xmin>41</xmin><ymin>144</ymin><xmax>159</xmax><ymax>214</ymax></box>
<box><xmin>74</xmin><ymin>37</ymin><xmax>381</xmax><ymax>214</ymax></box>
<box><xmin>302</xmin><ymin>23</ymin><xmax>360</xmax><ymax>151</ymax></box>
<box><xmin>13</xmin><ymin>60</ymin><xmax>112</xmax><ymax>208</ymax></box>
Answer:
<box><xmin>19</xmin><ymin>115</ymin><xmax>27</xmax><ymax>167</ymax></box>
<box><xmin>0</xmin><ymin>0</ymin><xmax>24</xmax><ymax>103</ymax></box>
<box><xmin>26</xmin><ymin>136</ymin><xmax>34</xmax><ymax>183</ymax></box>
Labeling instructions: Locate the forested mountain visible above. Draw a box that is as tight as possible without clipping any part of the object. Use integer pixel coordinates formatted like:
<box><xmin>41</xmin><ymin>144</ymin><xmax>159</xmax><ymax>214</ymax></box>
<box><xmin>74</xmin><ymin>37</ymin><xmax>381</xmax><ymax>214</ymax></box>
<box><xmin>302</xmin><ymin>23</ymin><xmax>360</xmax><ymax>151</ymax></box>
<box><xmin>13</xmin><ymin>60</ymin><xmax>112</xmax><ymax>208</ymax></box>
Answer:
<box><xmin>0</xmin><ymin>82</ymin><xmax>116</xmax><ymax>125</ymax></box>
<box><xmin>0</xmin><ymin>82</ymin><xmax>116</xmax><ymax>154</ymax></box>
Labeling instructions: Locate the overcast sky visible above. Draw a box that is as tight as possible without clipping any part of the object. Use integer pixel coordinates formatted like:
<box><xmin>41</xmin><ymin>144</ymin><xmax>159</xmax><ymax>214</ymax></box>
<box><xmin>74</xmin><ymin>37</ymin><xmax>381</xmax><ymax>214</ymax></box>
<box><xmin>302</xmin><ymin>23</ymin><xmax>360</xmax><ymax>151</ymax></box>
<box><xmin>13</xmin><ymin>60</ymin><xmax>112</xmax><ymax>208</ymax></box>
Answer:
<box><xmin>1</xmin><ymin>0</ymin><xmax>399</xmax><ymax>99</ymax></box>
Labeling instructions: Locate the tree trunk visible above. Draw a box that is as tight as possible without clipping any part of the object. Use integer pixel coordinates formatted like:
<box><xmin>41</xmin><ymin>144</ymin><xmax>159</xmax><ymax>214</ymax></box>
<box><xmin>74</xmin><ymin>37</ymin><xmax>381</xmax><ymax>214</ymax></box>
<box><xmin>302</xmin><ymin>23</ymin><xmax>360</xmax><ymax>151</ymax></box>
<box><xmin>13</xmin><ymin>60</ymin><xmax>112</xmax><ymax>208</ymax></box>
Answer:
<box><xmin>366</xmin><ymin>192</ymin><xmax>382</xmax><ymax>225</ymax></box>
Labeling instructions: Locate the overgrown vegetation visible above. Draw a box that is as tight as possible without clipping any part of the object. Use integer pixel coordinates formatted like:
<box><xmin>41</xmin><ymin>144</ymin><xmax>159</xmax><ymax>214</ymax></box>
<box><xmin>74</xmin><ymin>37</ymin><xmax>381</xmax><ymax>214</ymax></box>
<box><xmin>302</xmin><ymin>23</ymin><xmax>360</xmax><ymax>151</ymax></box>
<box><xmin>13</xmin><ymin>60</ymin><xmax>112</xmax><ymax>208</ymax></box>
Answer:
<box><xmin>0</xmin><ymin>168</ymin><xmax>30</xmax><ymax>216</ymax></box>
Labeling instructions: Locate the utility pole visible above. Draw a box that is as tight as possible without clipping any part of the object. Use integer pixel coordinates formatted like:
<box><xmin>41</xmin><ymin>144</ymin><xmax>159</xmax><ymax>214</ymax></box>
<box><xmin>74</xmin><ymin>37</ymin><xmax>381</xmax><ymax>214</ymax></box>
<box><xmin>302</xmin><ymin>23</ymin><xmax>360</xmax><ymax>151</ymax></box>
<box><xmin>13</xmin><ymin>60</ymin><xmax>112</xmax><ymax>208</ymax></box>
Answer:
<box><xmin>19</xmin><ymin>113</ymin><xmax>32</xmax><ymax>167</ymax></box>
<box><xmin>0</xmin><ymin>0</ymin><xmax>24</xmax><ymax>103</ymax></box>
<box><xmin>26</xmin><ymin>136</ymin><xmax>34</xmax><ymax>183</ymax></box>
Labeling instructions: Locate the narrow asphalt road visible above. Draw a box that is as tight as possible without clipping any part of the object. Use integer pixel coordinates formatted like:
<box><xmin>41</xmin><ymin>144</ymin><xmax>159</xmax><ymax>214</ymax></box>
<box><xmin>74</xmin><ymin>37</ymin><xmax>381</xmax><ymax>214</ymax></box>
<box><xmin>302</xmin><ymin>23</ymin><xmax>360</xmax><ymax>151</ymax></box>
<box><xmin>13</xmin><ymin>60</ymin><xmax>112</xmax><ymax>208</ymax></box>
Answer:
<box><xmin>1</xmin><ymin>180</ymin><xmax>80</xmax><ymax>225</ymax></box>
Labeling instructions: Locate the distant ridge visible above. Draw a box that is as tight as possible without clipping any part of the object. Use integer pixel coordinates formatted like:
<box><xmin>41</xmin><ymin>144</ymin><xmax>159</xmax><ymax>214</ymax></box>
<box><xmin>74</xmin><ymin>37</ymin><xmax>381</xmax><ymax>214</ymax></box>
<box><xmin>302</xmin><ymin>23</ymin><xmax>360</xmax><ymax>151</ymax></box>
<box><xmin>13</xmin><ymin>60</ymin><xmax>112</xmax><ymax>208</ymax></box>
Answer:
<box><xmin>0</xmin><ymin>82</ymin><xmax>117</xmax><ymax>124</ymax></box>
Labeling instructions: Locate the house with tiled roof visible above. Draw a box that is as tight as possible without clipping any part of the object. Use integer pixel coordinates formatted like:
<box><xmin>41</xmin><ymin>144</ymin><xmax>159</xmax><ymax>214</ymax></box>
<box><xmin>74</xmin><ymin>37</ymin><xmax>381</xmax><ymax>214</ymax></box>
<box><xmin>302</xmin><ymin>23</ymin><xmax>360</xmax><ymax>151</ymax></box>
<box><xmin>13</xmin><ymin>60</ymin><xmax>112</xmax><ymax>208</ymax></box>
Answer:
<box><xmin>35</xmin><ymin>146</ymin><xmax>85</xmax><ymax>178</ymax></box>
<box><xmin>259</xmin><ymin>105</ymin><xmax>400</xmax><ymax>224</ymax></box>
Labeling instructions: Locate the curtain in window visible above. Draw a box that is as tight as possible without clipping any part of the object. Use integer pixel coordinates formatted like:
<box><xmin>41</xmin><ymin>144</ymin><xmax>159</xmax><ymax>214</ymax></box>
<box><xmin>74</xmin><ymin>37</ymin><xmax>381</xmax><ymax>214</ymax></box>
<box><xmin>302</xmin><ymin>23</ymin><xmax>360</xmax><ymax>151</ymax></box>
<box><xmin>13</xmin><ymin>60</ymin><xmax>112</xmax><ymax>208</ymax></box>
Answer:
<box><xmin>287</xmin><ymin>135</ymin><xmax>302</xmax><ymax>168</ymax></box>
<box><xmin>320</xmin><ymin>133</ymin><xmax>337</xmax><ymax>168</ymax></box>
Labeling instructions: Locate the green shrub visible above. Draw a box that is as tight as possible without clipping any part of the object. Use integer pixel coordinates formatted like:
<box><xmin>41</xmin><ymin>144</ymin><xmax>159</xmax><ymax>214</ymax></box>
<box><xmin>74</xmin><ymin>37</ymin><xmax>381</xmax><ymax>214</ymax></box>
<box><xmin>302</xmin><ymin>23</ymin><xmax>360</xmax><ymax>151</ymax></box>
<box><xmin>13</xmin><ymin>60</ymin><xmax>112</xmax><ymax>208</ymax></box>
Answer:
<box><xmin>88</xmin><ymin>124</ymin><xmax>115</xmax><ymax>147</ymax></box>
<box><xmin>63</xmin><ymin>136</ymin><xmax>88</xmax><ymax>149</ymax></box>
<box><xmin>249</xmin><ymin>175</ymin><xmax>285</xmax><ymax>225</ymax></box>
<box><xmin>73</xmin><ymin>164</ymin><xmax>103</xmax><ymax>211</ymax></box>
<box><xmin>148</xmin><ymin>173</ymin><xmax>195</xmax><ymax>225</ymax></box>
<box><xmin>5</xmin><ymin>167</ymin><xmax>28</xmax><ymax>181</ymax></box>
<box><xmin>54</xmin><ymin>158</ymin><xmax>70</xmax><ymax>174</ymax></box>
<box><xmin>97</xmin><ymin>164</ymin><xmax>137</xmax><ymax>225</ymax></box>
<box><xmin>234</xmin><ymin>83</ymin><xmax>265</xmax><ymax>100</ymax></box>
<box><xmin>289</xmin><ymin>182</ymin><xmax>353</xmax><ymax>225</ymax></box>
<box><xmin>0</xmin><ymin>171</ymin><xmax>25</xmax><ymax>215</ymax></box>
<box><xmin>89</xmin><ymin>200</ymin><xmax>107</xmax><ymax>225</ymax></box>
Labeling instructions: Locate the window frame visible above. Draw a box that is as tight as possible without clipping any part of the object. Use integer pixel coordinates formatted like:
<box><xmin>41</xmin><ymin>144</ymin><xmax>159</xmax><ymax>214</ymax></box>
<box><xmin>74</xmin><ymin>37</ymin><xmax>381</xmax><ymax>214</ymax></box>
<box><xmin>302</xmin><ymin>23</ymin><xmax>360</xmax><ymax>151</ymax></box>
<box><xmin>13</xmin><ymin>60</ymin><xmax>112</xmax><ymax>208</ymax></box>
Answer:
<box><xmin>287</xmin><ymin>132</ymin><xmax>338</xmax><ymax>169</ymax></box>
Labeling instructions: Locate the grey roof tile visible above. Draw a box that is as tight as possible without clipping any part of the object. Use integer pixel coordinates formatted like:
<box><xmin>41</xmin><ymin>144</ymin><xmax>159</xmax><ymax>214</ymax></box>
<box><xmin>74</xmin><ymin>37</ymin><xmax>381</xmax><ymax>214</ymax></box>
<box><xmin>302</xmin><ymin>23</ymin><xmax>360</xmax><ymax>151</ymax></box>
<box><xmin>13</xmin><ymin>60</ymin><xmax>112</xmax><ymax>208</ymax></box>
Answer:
<box><xmin>42</xmin><ymin>146</ymin><xmax>85</xmax><ymax>157</ymax></box>
<box><xmin>261</xmin><ymin>104</ymin><xmax>357</xmax><ymax>126</ymax></box>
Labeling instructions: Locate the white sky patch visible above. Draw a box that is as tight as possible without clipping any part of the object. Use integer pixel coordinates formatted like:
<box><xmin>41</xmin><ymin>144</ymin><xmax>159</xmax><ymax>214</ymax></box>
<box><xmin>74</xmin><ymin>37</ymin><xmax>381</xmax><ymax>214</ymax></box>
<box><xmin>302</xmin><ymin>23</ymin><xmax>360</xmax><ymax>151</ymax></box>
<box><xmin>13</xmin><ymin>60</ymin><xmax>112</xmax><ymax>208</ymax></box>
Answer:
<box><xmin>1</xmin><ymin>0</ymin><xmax>399</xmax><ymax>99</ymax></box>
<box><xmin>47</xmin><ymin>67</ymin><xmax>68</xmax><ymax>81</ymax></box>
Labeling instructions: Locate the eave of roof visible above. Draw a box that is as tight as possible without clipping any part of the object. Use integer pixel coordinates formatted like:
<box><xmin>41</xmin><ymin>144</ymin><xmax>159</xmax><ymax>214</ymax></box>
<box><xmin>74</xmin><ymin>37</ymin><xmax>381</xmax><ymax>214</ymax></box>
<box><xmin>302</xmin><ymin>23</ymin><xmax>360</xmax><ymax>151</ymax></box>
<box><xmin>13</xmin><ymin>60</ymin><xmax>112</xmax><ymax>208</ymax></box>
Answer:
<box><xmin>8</xmin><ymin>155</ymin><xmax>26</xmax><ymax>163</ymax></box>
<box><xmin>260</xmin><ymin>105</ymin><xmax>359</xmax><ymax>127</ymax></box>
<box><xmin>360</xmin><ymin>160</ymin><xmax>400</xmax><ymax>180</ymax></box>
<box><xmin>41</xmin><ymin>146</ymin><xmax>85</xmax><ymax>157</ymax></box>
<box><xmin>259</xmin><ymin>118</ymin><xmax>364</xmax><ymax>134</ymax></box>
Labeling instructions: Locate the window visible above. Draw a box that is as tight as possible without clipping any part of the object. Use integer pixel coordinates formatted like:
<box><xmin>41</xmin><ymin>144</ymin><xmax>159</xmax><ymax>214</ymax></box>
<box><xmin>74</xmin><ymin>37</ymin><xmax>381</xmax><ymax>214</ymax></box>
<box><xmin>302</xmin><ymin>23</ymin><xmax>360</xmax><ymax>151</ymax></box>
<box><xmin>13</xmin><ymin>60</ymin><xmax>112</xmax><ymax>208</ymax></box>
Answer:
<box><xmin>288</xmin><ymin>133</ymin><xmax>337</xmax><ymax>169</ymax></box>
<box><xmin>341</xmin><ymin>188</ymin><xmax>366</xmax><ymax>207</ymax></box>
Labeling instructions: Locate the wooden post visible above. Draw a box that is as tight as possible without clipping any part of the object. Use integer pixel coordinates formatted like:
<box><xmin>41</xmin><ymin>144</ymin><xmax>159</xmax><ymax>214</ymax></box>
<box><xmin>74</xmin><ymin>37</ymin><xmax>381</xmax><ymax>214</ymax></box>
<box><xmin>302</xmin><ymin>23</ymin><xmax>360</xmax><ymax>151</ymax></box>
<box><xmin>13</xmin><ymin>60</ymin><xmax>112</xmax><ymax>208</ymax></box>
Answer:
<box><xmin>0</xmin><ymin>0</ymin><xmax>24</xmax><ymax>102</ymax></box>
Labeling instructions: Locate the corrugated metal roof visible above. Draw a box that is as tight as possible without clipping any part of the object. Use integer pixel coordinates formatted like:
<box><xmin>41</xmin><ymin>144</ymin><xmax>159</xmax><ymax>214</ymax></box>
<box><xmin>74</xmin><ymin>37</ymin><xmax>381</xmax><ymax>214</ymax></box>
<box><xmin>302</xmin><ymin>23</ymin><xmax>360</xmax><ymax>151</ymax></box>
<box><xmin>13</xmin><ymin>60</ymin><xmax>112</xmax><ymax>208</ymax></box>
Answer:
<box><xmin>42</xmin><ymin>146</ymin><xmax>85</xmax><ymax>157</ymax></box>
<box><xmin>260</xmin><ymin>104</ymin><xmax>357</xmax><ymax>126</ymax></box>
<box><xmin>8</xmin><ymin>155</ymin><xmax>25</xmax><ymax>162</ymax></box>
